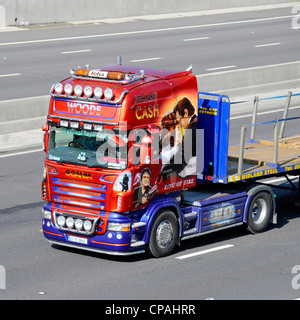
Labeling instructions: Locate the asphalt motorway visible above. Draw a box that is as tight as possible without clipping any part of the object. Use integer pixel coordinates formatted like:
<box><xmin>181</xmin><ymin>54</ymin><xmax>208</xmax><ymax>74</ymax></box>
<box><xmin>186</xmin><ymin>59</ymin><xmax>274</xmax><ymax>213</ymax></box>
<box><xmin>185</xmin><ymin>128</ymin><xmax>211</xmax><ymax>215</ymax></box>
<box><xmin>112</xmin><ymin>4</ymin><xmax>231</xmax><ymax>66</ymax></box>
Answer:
<box><xmin>0</xmin><ymin>5</ymin><xmax>299</xmax><ymax>100</ymax></box>
<box><xmin>1</xmin><ymin>99</ymin><xmax>300</xmax><ymax>300</ymax></box>
<box><xmin>1</xmin><ymin>5</ymin><xmax>300</xmax><ymax>301</ymax></box>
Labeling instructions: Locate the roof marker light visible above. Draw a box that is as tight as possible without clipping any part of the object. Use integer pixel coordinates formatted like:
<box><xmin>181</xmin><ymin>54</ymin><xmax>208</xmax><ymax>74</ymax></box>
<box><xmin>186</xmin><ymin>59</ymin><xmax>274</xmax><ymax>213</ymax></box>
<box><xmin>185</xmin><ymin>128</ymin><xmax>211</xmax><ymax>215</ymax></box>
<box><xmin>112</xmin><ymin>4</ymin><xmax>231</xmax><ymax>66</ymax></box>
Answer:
<box><xmin>108</xmin><ymin>72</ymin><xmax>124</xmax><ymax>80</ymax></box>
<box><xmin>76</xmin><ymin>69</ymin><xmax>89</xmax><ymax>77</ymax></box>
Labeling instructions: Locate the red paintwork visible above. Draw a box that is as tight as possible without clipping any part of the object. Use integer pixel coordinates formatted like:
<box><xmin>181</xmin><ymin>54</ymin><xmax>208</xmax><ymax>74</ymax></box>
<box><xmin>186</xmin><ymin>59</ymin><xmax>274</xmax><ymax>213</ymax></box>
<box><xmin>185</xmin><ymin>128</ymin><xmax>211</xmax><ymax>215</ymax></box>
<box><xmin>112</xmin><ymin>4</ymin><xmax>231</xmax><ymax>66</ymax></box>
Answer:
<box><xmin>44</xmin><ymin>65</ymin><xmax>199</xmax><ymax>213</ymax></box>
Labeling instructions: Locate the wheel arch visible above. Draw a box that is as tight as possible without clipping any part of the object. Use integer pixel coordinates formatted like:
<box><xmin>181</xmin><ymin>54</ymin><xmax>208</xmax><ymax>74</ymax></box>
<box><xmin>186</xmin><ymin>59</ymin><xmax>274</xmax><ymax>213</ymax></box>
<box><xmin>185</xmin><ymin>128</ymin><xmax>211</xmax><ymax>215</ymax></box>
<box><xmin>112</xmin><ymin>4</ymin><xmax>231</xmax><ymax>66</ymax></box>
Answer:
<box><xmin>142</xmin><ymin>199</ymin><xmax>182</xmax><ymax>246</ymax></box>
<box><xmin>243</xmin><ymin>184</ymin><xmax>277</xmax><ymax>226</ymax></box>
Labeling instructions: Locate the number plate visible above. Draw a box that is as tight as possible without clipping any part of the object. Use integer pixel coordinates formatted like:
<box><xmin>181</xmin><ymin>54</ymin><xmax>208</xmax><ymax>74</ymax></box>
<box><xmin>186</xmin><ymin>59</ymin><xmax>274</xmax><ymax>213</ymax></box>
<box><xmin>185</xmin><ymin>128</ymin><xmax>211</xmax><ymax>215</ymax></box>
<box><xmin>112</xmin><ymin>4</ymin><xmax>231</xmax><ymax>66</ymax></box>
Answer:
<box><xmin>68</xmin><ymin>235</ymin><xmax>88</xmax><ymax>245</ymax></box>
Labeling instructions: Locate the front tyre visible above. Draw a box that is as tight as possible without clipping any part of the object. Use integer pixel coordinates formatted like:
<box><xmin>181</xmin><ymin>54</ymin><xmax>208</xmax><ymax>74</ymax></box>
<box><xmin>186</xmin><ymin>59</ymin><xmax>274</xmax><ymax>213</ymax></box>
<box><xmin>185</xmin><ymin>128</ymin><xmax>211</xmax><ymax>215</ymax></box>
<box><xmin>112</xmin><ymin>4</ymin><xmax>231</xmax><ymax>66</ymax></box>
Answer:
<box><xmin>247</xmin><ymin>191</ymin><xmax>272</xmax><ymax>234</ymax></box>
<box><xmin>148</xmin><ymin>210</ymin><xmax>179</xmax><ymax>258</ymax></box>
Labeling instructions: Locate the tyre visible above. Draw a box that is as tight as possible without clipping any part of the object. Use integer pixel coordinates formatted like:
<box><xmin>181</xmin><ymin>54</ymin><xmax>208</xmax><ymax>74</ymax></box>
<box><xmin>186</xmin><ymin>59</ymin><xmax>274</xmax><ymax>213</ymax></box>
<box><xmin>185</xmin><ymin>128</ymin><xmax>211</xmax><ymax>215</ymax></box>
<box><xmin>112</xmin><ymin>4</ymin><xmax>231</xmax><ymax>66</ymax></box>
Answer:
<box><xmin>247</xmin><ymin>191</ymin><xmax>272</xmax><ymax>234</ymax></box>
<box><xmin>148</xmin><ymin>210</ymin><xmax>179</xmax><ymax>258</ymax></box>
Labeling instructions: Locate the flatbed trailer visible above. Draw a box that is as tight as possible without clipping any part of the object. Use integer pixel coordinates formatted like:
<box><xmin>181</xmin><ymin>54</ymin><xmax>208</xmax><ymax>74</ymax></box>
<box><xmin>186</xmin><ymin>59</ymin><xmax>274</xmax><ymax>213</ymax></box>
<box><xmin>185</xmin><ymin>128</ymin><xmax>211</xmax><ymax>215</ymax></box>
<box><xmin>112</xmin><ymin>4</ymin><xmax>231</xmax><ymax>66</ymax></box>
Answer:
<box><xmin>198</xmin><ymin>92</ymin><xmax>300</xmax><ymax>184</ymax></box>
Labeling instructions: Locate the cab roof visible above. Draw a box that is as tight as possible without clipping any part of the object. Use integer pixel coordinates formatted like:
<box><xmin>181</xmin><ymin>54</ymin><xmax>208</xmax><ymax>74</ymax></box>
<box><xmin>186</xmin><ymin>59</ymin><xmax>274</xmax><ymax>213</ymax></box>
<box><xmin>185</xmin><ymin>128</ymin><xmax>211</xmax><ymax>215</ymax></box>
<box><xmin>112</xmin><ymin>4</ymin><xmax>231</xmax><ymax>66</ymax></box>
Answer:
<box><xmin>102</xmin><ymin>64</ymin><xmax>192</xmax><ymax>80</ymax></box>
<box><xmin>50</xmin><ymin>64</ymin><xmax>193</xmax><ymax>106</ymax></box>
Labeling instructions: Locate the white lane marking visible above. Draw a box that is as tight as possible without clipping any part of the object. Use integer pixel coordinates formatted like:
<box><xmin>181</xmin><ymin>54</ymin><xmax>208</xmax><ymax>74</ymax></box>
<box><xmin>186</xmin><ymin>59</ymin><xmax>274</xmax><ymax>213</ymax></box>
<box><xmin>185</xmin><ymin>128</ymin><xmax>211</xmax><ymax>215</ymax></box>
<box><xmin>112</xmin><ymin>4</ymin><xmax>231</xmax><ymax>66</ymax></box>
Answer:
<box><xmin>206</xmin><ymin>65</ymin><xmax>236</xmax><ymax>71</ymax></box>
<box><xmin>176</xmin><ymin>244</ymin><xmax>234</xmax><ymax>260</ymax></box>
<box><xmin>255</xmin><ymin>42</ymin><xmax>281</xmax><ymax>48</ymax></box>
<box><xmin>0</xmin><ymin>73</ymin><xmax>21</xmax><ymax>78</ymax></box>
<box><xmin>0</xmin><ymin>148</ymin><xmax>42</xmax><ymax>158</ymax></box>
<box><xmin>61</xmin><ymin>49</ymin><xmax>92</xmax><ymax>54</ymax></box>
<box><xmin>183</xmin><ymin>37</ymin><xmax>210</xmax><ymax>42</ymax></box>
<box><xmin>131</xmin><ymin>57</ymin><xmax>161</xmax><ymax>63</ymax></box>
<box><xmin>0</xmin><ymin>15</ymin><xmax>293</xmax><ymax>47</ymax></box>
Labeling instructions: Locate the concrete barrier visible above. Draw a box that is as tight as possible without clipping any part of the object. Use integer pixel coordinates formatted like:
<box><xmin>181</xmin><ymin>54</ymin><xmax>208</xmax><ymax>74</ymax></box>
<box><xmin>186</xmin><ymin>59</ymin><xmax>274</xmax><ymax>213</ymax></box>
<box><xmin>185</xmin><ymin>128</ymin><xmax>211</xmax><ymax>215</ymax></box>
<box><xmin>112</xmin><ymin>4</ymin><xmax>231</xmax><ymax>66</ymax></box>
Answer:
<box><xmin>0</xmin><ymin>61</ymin><xmax>300</xmax><ymax>134</ymax></box>
<box><xmin>0</xmin><ymin>96</ymin><xmax>49</xmax><ymax>134</ymax></box>
<box><xmin>0</xmin><ymin>5</ymin><xmax>5</xmax><ymax>28</ymax></box>
<box><xmin>197</xmin><ymin>61</ymin><xmax>300</xmax><ymax>98</ymax></box>
<box><xmin>0</xmin><ymin>0</ymin><xmax>298</xmax><ymax>26</ymax></box>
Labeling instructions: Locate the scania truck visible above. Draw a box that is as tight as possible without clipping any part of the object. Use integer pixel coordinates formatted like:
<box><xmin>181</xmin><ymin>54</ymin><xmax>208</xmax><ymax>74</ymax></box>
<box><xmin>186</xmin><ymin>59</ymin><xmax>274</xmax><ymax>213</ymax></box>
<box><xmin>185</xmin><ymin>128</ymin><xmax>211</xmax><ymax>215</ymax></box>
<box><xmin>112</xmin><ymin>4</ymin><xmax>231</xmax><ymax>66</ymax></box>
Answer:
<box><xmin>41</xmin><ymin>62</ymin><xmax>300</xmax><ymax>257</ymax></box>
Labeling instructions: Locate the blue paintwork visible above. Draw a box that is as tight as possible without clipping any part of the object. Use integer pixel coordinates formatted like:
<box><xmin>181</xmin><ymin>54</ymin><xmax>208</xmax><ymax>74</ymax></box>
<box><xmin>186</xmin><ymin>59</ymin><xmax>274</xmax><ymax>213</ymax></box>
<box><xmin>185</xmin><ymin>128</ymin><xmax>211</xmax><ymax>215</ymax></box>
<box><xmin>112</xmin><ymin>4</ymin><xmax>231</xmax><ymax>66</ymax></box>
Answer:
<box><xmin>198</xmin><ymin>92</ymin><xmax>231</xmax><ymax>183</ymax></box>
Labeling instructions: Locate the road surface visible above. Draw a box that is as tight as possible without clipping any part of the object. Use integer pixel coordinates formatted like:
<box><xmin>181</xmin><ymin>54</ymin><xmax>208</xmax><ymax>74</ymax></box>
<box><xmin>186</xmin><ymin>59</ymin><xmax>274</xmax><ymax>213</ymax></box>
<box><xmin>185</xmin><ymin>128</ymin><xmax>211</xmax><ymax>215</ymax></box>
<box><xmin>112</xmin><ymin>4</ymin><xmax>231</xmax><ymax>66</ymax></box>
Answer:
<box><xmin>1</xmin><ymin>5</ymin><xmax>300</xmax><ymax>301</ymax></box>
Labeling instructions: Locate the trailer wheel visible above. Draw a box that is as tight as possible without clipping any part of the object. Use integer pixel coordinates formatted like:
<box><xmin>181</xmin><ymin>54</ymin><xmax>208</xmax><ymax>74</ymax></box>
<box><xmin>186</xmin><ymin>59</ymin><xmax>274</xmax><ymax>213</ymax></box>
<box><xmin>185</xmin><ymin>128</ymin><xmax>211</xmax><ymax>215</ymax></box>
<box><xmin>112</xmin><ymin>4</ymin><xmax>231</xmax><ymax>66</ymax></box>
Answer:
<box><xmin>247</xmin><ymin>191</ymin><xmax>272</xmax><ymax>234</ymax></box>
<box><xmin>148</xmin><ymin>210</ymin><xmax>178</xmax><ymax>258</ymax></box>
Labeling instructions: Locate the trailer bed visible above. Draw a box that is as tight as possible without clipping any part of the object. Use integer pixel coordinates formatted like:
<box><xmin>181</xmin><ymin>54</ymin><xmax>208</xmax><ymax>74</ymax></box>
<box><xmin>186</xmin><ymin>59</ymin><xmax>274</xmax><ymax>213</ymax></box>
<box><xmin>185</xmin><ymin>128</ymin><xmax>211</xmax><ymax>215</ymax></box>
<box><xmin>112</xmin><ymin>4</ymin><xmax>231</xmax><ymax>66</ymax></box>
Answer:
<box><xmin>227</xmin><ymin>135</ymin><xmax>300</xmax><ymax>182</ymax></box>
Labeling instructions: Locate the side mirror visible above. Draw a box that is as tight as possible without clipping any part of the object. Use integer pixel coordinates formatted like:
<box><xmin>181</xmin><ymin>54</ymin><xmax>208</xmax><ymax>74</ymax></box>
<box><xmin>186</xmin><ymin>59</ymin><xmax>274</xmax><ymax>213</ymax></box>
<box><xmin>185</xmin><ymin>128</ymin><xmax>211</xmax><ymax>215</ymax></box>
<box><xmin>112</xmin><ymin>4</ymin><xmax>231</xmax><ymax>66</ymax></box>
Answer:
<box><xmin>43</xmin><ymin>132</ymin><xmax>49</xmax><ymax>153</ymax></box>
<box><xmin>42</xmin><ymin>123</ymin><xmax>49</xmax><ymax>153</ymax></box>
<box><xmin>42</xmin><ymin>123</ymin><xmax>49</xmax><ymax>132</ymax></box>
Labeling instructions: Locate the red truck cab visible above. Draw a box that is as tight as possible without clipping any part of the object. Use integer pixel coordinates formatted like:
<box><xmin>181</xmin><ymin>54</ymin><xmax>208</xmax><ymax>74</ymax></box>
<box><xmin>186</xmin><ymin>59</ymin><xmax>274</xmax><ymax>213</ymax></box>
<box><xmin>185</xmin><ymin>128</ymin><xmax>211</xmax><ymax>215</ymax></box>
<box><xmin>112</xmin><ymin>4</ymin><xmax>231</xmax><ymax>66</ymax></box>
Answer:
<box><xmin>41</xmin><ymin>63</ymin><xmax>199</xmax><ymax>256</ymax></box>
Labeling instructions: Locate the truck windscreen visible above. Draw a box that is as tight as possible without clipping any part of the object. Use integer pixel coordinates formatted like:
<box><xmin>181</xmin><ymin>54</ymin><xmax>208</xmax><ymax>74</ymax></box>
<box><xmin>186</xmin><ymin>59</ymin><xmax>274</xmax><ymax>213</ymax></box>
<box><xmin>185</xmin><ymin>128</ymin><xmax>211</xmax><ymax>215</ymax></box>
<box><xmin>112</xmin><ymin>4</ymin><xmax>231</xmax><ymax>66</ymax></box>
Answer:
<box><xmin>47</xmin><ymin>126</ymin><xmax>128</xmax><ymax>169</ymax></box>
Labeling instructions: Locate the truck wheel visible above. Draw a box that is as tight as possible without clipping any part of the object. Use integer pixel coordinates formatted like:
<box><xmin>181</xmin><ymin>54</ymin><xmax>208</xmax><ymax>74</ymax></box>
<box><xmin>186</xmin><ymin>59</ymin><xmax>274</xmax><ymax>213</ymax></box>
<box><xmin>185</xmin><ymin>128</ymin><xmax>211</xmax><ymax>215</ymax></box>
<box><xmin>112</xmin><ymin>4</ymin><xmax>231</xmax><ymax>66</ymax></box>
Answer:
<box><xmin>148</xmin><ymin>210</ymin><xmax>179</xmax><ymax>258</ymax></box>
<box><xmin>247</xmin><ymin>191</ymin><xmax>272</xmax><ymax>234</ymax></box>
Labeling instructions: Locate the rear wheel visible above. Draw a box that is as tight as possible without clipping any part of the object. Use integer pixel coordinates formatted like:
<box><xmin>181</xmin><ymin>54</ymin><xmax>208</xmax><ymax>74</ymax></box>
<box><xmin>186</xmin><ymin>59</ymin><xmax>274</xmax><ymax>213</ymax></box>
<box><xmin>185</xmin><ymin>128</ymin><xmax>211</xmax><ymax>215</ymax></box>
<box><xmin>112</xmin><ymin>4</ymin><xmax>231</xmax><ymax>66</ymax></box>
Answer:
<box><xmin>247</xmin><ymin>191</ymin><xmax>272</xmax><ymax>234</ymax></box>
<box><xmin>148</xmin><ymin>210</ymin><xmax>178</xmax><ymax>258</ymax></box>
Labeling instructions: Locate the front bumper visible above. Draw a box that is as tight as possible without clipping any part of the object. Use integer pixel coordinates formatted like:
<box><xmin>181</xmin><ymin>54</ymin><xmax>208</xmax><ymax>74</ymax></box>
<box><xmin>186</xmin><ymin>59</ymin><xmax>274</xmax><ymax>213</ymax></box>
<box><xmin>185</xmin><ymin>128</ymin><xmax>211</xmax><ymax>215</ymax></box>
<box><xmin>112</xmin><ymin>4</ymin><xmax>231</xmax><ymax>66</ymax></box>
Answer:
<box><xmin>47</xmin><ymin>239</ymin><xmax>145</xmax><ymax>256</ymax></box>
<box><xmin>42</xmin><ymin>215</ymin><xmax>147</xmax><ymax>256</ymax></box>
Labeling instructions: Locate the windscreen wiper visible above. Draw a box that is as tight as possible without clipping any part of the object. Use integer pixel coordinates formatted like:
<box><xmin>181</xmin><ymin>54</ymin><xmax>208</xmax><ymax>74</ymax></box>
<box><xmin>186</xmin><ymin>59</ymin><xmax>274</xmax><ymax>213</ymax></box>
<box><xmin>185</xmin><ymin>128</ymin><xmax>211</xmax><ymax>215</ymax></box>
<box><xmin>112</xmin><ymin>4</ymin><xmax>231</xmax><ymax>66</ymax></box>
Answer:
<box><xmin>56</xmin><ymin>159</ymin><xmax>81</xmax><ymax>166</ymax></box>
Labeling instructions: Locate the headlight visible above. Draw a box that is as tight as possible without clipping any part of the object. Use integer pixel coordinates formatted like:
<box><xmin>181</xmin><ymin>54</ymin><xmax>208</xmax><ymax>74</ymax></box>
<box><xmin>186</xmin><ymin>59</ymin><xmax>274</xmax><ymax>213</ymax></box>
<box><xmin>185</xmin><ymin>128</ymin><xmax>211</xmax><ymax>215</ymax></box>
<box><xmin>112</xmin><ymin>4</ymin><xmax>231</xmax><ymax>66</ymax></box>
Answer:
<box><xmin>57</xmin><ymin>215</ymin><xmax>66</xmax><ymax>227</ymax></box>
<box><xmin>66</xmin><ymin>217</ymin><xmax>74</xmax><ymax>228</ymax></box>
<box><xmin>84</xmin><ymin>220</ymin><xmax>92</xmax><ymax>232</ymax></box>
<box><xmin>104</xmin><ymin>88</ymin><xmax>114</xmax><ymax>100</ymax></box>
<box><xmin>43</xmin><ymin>165</ymin><xmax>47</xmax><ymax>181</ymax></box>
<box><xmin>84</xmin><ymin>85</ymin><xmax>93</xmax><ymax>98</ymax></box>
<box><xmin>54</xmin><ymin>83</ymin><xmax>63</xmax><ymax>94</ymax></box>
<box><xmin>43</xmin><ymin>209</ymin><xmax>52</xmax><ymax>220</ymax></box>
<box><xmin>64</xmin><ymin>83</ymin><xmax>73</xmax><ymax>95</ymax></box>
<box><xmin>74</xmin><ymin>85</ymin><xmax>83</xmax><ymax>96</ymax></box>
<box><xmin>107</xmin><ymin>222</ymin><xmax>131</xmax><ymax>232</ymax></box>
<box><xmin>94</xmin><ymin>87</ymin><xmax>103</xmax><ymax>99</ymax></box>
<box><xmin>75</xmin><ymin>219</ymin><xmax>83</xmax><ymax>230</ymax></box>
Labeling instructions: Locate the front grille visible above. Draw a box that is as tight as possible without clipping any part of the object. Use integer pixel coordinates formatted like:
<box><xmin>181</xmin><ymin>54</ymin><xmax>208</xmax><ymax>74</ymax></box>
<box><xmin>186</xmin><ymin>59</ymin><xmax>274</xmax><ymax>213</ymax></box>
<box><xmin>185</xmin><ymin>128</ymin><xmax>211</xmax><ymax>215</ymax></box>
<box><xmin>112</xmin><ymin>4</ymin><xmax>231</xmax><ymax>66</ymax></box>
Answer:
<box><xmin>52</xmin><ymin>177</ymin><xmax>107</xmax><ymax>210</ymax></box>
